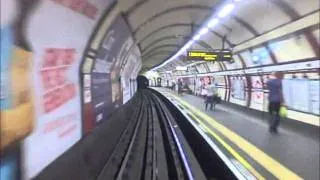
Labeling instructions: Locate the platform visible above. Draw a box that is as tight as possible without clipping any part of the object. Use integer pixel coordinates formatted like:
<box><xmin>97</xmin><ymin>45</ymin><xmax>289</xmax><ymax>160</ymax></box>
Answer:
<box><xmin>154</xmin><ymin>88</ymin><xmax>320</xmax><ymax>180</ymax></box>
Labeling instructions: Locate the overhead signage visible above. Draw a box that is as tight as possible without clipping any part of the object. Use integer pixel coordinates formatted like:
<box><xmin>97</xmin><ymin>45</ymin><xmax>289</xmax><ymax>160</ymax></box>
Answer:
<box><xmin>187</xmin><ymin>50</ymin><xmax>232</xmax><ymax>62</ymax></box>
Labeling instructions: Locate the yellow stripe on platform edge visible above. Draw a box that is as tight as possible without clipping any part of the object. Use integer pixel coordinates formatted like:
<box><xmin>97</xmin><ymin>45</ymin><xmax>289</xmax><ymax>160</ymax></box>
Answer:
<box><xmin>188</xmin><ymin>112</ymin><xmax>265</xmax><ymax>180</ymax></box>
<box><xmin>167</xmin><ymin>92</ymin><xmax>302</xmax><ymax>180</ymax></box>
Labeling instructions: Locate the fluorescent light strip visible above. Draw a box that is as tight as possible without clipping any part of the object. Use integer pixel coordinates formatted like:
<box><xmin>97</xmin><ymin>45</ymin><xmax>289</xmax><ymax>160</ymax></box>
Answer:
<box><xmin>193</xmin><ymin>34</ymin><xmax>201</xmax><ymax>40</ymax></box>
<box><xmin>151</xmin><ymin>1</ymin><xmax>240</xmax><ymax>71</ymax></box>
<box><xmin>199</xmin><ymin>27</ymin><xmax>209</xmax><ymax>35</ymax></box>
<box><xmin>208</xmin><ymin>18</ymin><xmax>219</xmax><ymax>28</ymax></box>
<box><xmin>218</xmin><ymin>3</ymin><xmax>235</xmax><ymax>18</ymax></box>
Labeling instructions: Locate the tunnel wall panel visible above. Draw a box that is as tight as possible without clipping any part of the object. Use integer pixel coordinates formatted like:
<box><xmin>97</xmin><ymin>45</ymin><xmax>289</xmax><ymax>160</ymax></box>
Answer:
<box><xmin>84</xmin><ymin>15</ymin><xmax>133</xmax><ymax>126</ymax></box>
<box><xmin>0</xmin><ymin>1</ymin><xmax>141</xmax><ymax>179</ymax></box>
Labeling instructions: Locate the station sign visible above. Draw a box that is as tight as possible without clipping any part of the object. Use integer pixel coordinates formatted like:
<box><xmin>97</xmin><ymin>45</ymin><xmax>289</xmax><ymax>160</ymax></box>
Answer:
<box><xmin>187</xmin><ymin>50</ymin><xmax>233</xmax><ymax>62</ymax></box>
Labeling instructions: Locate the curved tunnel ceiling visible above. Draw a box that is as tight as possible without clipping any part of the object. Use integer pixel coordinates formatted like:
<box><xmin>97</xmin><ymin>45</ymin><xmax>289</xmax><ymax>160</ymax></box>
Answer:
<box><xmin>137</xmin><ymin>23</ymin><xmax>233</xmax><ymax>46</ymax></box>
<box><xmin>142</xmin><ymin>44</ymin><xmax>180</xmax><ymax>56</ymax></box>
<box><xmin>118</xmin><ymin>0</ymin><xmax>320</xmax><ymax>70</ymax></box>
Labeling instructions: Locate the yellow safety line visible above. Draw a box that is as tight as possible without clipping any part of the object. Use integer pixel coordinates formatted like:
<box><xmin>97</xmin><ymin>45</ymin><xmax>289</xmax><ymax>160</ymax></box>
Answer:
<box><xmin>162</xmin><ymin>91</ymin><xmax>302</xmax><ymax>180</ymax></box>
<box><xmin>188</xmin><ymin>113</ymin><xmax>265</xmax><ymax>180</ymax></box>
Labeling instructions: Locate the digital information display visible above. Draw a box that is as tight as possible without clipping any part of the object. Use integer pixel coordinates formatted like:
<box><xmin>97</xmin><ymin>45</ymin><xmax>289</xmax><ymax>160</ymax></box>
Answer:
<box><xmin>187</xmin><ymin>50</ymin><xmax>233</xmax><ymax>62</ymax></box>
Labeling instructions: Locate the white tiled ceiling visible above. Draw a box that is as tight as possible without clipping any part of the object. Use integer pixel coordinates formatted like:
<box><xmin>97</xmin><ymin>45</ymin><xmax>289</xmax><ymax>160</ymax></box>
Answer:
<box><xmin>117</xmin><ymin>0</ymin><xmax>317</xmax><ymax>70</ymax></box>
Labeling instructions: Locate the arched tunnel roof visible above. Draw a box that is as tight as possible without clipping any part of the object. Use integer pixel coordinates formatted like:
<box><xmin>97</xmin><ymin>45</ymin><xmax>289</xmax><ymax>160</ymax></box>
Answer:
<box><xmin>117</xmin><ymin>0</ymin><xmax>319</xmax><ymax>72</ymax></box>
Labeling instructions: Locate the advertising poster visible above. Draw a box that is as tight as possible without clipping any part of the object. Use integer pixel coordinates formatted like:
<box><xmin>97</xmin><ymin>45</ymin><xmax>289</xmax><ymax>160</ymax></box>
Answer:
<box><xmin>198</xmin><ymin>76</ymin><xmax>212</xmax><ymax>96</ymax></box>
<box><xmin>91</xmin><ymin>73</ymin><xmax>112</xmax><ymax>122</ymax></box>
<box><xmin>250</xmin><ymin>76</ymin><xmax>264</xmax><ymax>110</ymax></box>
<box><xmin>91</xmin><ymin>15</ymin><xmax>133</xmax><ymax>122</ymax></box>
<box><xmin>214</xmin><ymin>76</ymin><xmax>226</xmax><ymax>99</ymax></box>
<box><xmin>179</xmin><ymin>77</ymin><xmax>193</xmax><ymax>93</ymax></box>
<box><xmin>181</xmin><ymin>77</ymin><xmax>192</xmax><ymax>86</ymax></box>
<box><xmin>282</xmin><ymin>79</ymin><xmax>320</xmax><ymax>115</ymax></box>
<box><xmin>121</xmin><ymin>47</ymin><xmax>138</xmax><ymax>104</ymax></box>
<box><xmin>200</xmin><ymin>76</ymin><xmax>212</xmax><ymax>86</ymax></box>
<box><xmin>131</xmin><ymin>59</ymin><xmax>142</xmax><ymax>93</ymax></box>
<box><xmin>1</xmin><ymin>0</ymin><xmax>117</xmax><ymax>179</ymax></box>
<box><xmin>214</xmin><ymin>76</ymin><xmax>225</xmax><ymax>87</ymax></box>
<box><xmin>122</xmin><ymin>78</ymin><xmax>131</xmax><ymax>104</ymax></box>
<box><xmin>16</xmin><ymin>0</ymin><xmax>112</xmax><ymax>178</ymax></box>
<box><xmin>122</xmin><ymin>44</ymin><xmax>140</xmax><ymax>103</ymax></box>
<box><xmin>111</xmin><ymin>35</ymin><xmax>134</xmax><ymax>107</ymax></box>
<box><xmin>231</xmin><ymin>77</ymin><xmax>246</xmax><ymax>100</ymax></box>
<box><xmin>290</xmin><ymin>79</ymin><xmax>309</xmax><ymax>112</ymax></box>
<box><xmin>282</xmin><ymin>79</ymin><xmax>308</xmax><ymax>112</ymax></box>
<box><xmin>79</xmin><ymin>0</ymin><xmax>117</xmax><ymax>132</ymax></box>
<box><xmin>309</xmin><ymin>80</ymin><xmax>320</xmax><ymax>115</ymax></box>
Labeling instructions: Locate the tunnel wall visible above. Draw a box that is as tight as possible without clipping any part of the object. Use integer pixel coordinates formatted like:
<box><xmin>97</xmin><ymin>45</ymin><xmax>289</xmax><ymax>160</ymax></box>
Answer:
<box><xmin>159</xmin><ymin>14</ymin><xmax>319</xmax><ymax>127</ymax></box>
<box><xmin>0</xmin><ymin>1</ymin><xmax>141</xmax><ymax>179</ymax></box>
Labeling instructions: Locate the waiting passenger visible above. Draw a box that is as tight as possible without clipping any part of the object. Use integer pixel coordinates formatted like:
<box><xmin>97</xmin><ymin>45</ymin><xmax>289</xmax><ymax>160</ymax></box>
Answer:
<box><xmin>266</xmin><ymin>72</ymin><xmax>285</xmax><ymax>133</ymax></box>
<box><xmin>205</xmin><ymin>81</ymin><xmax>218</xmax><ymax>111</ymax></box>
<box><xmin>171</xmin><ymin>82</ymin><xmax>176</xmax><ymax>91</ymax></box>
<box><xmin>177</xmin><ymin>79</ymin><xmax>183</xmax><ymax>95</ymax></box>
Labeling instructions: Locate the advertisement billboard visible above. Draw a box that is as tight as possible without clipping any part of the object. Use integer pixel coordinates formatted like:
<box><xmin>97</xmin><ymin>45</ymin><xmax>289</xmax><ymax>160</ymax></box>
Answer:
<box><xmin>121</xmin><ymin>46</ymin><xmax>141</xmax><ymax>104</ymax></box>
<box><xmin>250</xmin><ymin>76</ymin><xmax>264</xmax><ymax>110</ymax></box>
<box><xmin>0</xmin><ymin>0</ymin><xmax>127</xmax><ymax>179</ymax></box>
<box><xmin>87</xmin><ymin>14</ymin><xmax>133</xmax><ymax>123</ymax></box>
<box><xmin>22</xmin><ymin>1</ymin><xmax>92</xmax><ymax>176</ymax></box>
<box><xmin>231</xmin><ymin>77</ymin><xmax>246</xmax><ymax>100</ymax></box>
<box><xmin>0</xmin><ymin>0</ymin><xmax>113</xmax><ymax>178</ymax></box>
<box><xmin>282</xmin><ymin>79</ymin><xmax>320</xmax><ymax>115</ymax></box>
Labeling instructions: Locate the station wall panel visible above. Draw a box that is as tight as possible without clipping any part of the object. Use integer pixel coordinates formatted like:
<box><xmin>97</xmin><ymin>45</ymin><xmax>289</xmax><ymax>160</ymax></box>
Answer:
<box><xmin>0</xmin><ymin>1</ymin><xmax>141</xmax><ymax>179</ymax></box>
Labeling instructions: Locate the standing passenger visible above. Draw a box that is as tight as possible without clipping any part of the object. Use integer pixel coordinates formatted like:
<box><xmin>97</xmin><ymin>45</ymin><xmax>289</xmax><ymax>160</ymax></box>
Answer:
<box><xmin>266</xmin><ymin>72</ymin><xmax>284</xmax><ymax>133</ymax></box>
<box><xmin>178</xmin><ymin>79</ymin><xmax>183</xmax><ymax>95</ymax></box>
<box><xmin>205</xmin><ymin>81</ymin><xmax>217</xmax><ymax>111</ymax></box>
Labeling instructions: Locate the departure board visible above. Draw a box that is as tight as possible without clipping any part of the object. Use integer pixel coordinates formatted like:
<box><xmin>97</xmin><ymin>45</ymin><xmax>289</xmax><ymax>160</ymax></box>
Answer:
<box><xmin>187</xmin><ymin>50</ymin><xmax>233</xmax><ymax>62</ymax></box>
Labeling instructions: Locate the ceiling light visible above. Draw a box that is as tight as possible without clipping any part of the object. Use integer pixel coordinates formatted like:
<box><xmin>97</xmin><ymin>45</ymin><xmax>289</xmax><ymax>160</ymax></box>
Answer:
<box><xmin>178</xmin><ymin>48</ymin><xmax>185</xmax><ymax>55</ymax></box>
<box><xmin>199</xmin><ymin>28</ymin><xmax>209</xmax><ymax>35</ymax></box>
<box><xmin>207</xmin><ymin>18</ymin><xmax>219</xmax><ymax>28</ymax></box>
<box><xmin>179</xmin><ymin>48</ymin><xmax>186</xmax><ymax>54</ymax></box>
<box><xmin>185</xmin><ymin>41</ymin><xmax>193</xmax><ymax>49</ymax></box>
<box><xmin>218</xmin><ymin>3</ymin><xmax>235</xmax><ymax>18</ymax></box>
<box><xmin>193</xmin><ymin>34</ymin><xmax>201</xmax><ymax>41</ymax></box>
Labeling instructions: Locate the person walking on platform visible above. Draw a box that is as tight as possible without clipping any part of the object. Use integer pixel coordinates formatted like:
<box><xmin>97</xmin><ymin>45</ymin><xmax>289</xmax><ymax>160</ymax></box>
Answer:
<box><xmin>267</xmin><ymin>72</ymin><xmax>284</xmax><ymax>133</ymax></box>
<box><xmin>205</xmin><ymin>81</ymin><xmax>217</xmax><ymax>111</ymax></box>
<box><xmin>171</xmin><ymin>82</ymin><xmax>176</xmax><ymax>91</ymax></box>
<box><xmin>177</xmin><ymin>79</ymin><xmax>183</xmax><ymax>96</ymax></box>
